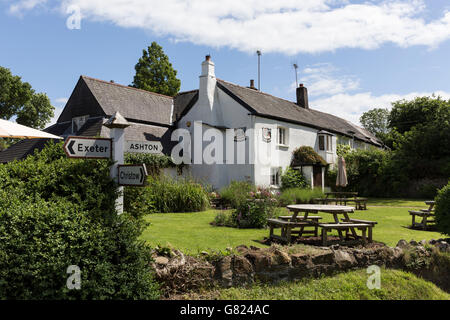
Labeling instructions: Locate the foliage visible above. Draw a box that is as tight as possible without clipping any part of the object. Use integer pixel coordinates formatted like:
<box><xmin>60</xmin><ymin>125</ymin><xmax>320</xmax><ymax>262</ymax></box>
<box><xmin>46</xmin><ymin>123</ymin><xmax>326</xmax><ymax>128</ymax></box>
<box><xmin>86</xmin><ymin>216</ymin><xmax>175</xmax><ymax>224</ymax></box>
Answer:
<box><xmin>125</xmin><ymin>152</ymin><xmax>176</xmax><ymax>176</ymax></box>
<box><xmin>213</xmin><ymin>211</ymin><xmax>236</xmax><ymax>228</ymax></box>
<box><xmin>280</xmin><ymin>168</ymin><xmax>307</xmax><ymax>190</ymax></box>
<box><xmin>389</xmin><ymin>96</ymin><xmax>447</xmax><ymax>134</ymax></box>
<box><xmin>336</xmin><ymin>143</ymin><xmax>351</xmax><ymax>158</ymax></box>
<box><xmin>0</xmin><ymin>141</ymin><xmax>118</xmax><ymax>222</ymax></box>
<box><xmin>131</xmin><ymin>42</ymin><xmax>181</xmax><ymax>96</ymax></box>
<box><xmin>0</xmin><ymin>66</ymin><xmax>54</xmax><ymax>129</ymax></box>
<box><xmin>278</xmin><ymin>188</ymin><xmax>325</xmax><ymax>206</ymax></box>
<box><xmin>435</xmin><ymin>181</ymin><xmax>450</xmax><ymax>236</ymax></box>
<box><xmin>291</xmin><ymin>146</ymin><xmax>327</xmax><ymax>166</ymax></box>
<box><xmin>359</xmin><ymin>108</ymin><xmax>390</xmax><ymax>142</ymax></box>
<box><xmin>0</xmin><ymin>189</ymin><xmax>159</xmax><ymax>300</ymax></box>
<box><xmin>219</xmin><ymin>180</ymin><xmax>257</xmax><ymax>208</ymax></box>
<box><xmin>0</xmin><ymin>142</ymin><xmax>160</xmax><ymax>299</ymax></box>
<box><xmin>125</xmin><ymin>176</ymin><xmax>210</xmax><ymax>214</ymax></box>
<box><xmin>231</xmin><ymin>187</ymin><xmax>279</xmax><ymax>229</ymax></box>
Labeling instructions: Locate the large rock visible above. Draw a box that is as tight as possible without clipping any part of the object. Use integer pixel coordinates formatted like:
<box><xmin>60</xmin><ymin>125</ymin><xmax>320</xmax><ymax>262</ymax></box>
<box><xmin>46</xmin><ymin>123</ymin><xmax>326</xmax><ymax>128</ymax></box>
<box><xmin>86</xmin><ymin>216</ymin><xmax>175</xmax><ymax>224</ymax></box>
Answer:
<box><xmin>232</xmin><ymin>255</ymin><xmax>254</xmax><ymax>285</ymax></box>
<box><xmin>396</xmin><ymin>239</ymin><xmax>409</xmax><ymax>249</ymax></box>
<box><xmin>216</xmin><ymin>256</ymin><xmax>233</xmax><ymax>287</ymax></box>
<box><xmin>311</xmin><ymin>250</ymin><xmax>334</xmax><ymax>265</ymax></box>
<box><xmin>245</xmin><ymin>251</ymin><xmax>272</xmax><ymax>272</ymax></box>
<box><xmin>333</xmin><ymin>250</ymin><xmax>357</xmax><ymax>269</ymax></box>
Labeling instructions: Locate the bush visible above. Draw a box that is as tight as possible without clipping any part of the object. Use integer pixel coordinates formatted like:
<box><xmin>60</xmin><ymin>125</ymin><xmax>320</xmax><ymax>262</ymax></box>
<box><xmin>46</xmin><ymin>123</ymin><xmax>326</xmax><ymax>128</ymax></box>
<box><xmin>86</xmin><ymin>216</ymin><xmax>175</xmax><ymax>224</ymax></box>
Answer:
<box><xmin>0</xmin><ymin>187</ymin><xmax>159</xmax><ymax>300</ymax></box>
<box><xmin>435</xmin><ymin>181</ymin><xmax>450</xmax><ymax>236</ymax></box>
<box><xmin>291</xmin><ymin>146</ymin><xmax>327</xmax><ymax>166</ymax></box>
<box><xmin>278</xmin><ymin>188</ymin><xmax>325</xmax><ymax>206</ymax></box>
<box><xmin>231</xmin><ymin>187</ymin><xmax>278</xmax><ymax>228</ymax></box>
<box><xmin>213</xmin><ymin>211</ymin><xmax>236</xmax><ymax>228</ymax></box>
<box><xmin>125</xmin><ymin>152</ymin><xmax>177</xmax><ymax>176</ymax></box>
<box><xmin>280</xmin><ymin>168</ymin><xmax>307</xmax><ymax>190</ymax></box>
<box><xmin>127</xmin><ymin>176</ymin><xmax>210</xmax><ymax>213</ymax></box>
<box><xmin>0</xmin><ymin>141</ymin><xmax>118</xmax><ymax>222</ymax></box>
<box><xmin>219</xmin><ymin>181</ymin><xmax>257</xmax><ymax>208</ymax></box>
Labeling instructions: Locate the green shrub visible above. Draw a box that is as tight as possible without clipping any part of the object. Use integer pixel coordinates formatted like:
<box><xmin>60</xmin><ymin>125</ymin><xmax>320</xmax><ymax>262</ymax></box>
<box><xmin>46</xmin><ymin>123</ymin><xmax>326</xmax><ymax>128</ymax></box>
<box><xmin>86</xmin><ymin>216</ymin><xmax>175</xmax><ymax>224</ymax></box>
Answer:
<box><xmin>0</xmin><ymin>141</ymin><xmax>118</xmax><ymax>222</ymax></box>
<box><xmin>278</xmin><ymin>188</ymin><xmax>325</xmax><ymax>206</ymax></box>
<box><xmin>131</xmin><ymin>176</ymin><xmax>210</xmax><ymax>213</ymax></box>
<box><xmin>0</xmin><ymin>188</ymin><xmax>159</xmax><ymax>300</ymax></box>
<box><xmin>213</xmin><ymin>211</ymin><xmax>236</xmax><ymax>228</ymax></box>
<box><xmin>125</xmin><ymin>152</ymin><xmax>177</xmax><ymax>176</ymax></box>
<box><xmin>291</xmin><ymin>146</ymin><xmax>327</xmax><ymax>166</ymax></box>
<box><xmin>231</xmin><ymin>187</ymin><xmax>278</xmax><ymax>228</ymax></box>
<box><xmin>219</xmin><ymin>181</ymin><xmax>257</xmax><ymax>208</ymax></box>
<box><xmin>281</xmin><ymin>168</ymin><xmax>307</xmax><ymax>190</ymax></box>
<box><xmin>435</xmin><ymin>181</ymin><xmax>450</xmax><ymax>235</ymax></box>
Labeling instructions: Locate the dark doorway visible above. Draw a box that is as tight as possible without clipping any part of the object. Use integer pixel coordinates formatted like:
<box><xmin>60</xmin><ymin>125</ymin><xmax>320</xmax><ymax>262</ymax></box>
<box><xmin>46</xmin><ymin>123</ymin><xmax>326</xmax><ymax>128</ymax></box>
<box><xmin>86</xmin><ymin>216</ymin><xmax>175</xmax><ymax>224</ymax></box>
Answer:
<box><xmin>313</xmin><ymin>166</ymin><xmax>322</xmax><ymax>188</ymax></box>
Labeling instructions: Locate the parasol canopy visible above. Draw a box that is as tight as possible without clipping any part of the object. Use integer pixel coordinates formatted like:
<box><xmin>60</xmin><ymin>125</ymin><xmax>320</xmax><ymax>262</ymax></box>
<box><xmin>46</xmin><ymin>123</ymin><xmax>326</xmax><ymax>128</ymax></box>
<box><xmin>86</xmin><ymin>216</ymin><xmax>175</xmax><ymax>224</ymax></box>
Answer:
<box><xmin>0</xmin><ymin>119</ymin><xmax>62</xmax><ymax>139</ymax></box>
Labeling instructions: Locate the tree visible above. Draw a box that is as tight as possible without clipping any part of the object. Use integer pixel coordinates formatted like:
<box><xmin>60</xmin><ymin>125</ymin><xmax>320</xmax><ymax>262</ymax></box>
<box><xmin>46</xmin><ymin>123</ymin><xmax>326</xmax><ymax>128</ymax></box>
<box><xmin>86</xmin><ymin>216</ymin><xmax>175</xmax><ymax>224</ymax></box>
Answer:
<box><xmin>0</xmin><ymin>67</ymin><xmax>54</xmax><ymax>129</ymax></box>
<box><xmin>388</xmin><ymin>96</ymin><xmax>444</xmax><ymax>134</ymax></box>
<box><xmin>360</xmin><ymin>108</ymin><xmax>390</xmax><ymax>141</ymax></box>
<box><xmin>131</xmin><ymin>42</ymin><xmax>181</xmax><ymax>96</ymax></box>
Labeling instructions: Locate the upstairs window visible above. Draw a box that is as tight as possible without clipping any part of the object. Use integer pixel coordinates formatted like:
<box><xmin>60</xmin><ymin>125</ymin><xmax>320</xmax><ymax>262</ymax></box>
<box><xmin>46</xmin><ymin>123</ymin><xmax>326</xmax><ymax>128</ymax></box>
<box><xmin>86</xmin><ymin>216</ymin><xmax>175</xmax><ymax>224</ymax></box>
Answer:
<box><xmin>72</xmin><ymin>115</ymin><xmax>89</xmax><ymax>133</ymax></box>
<box><xmin>318</xmin><ymin>131</ymin><xmax>333</xmax><ymax>152</ymax></box>
<box><xmin>319</xmin><ymin>136</ymin><xmax>325</xmax><ymax>151</ymax></box>
<box><xmin>277</xmin><ymin>127</ymin><xmax>288</xmax><ymax>146</ymax></box>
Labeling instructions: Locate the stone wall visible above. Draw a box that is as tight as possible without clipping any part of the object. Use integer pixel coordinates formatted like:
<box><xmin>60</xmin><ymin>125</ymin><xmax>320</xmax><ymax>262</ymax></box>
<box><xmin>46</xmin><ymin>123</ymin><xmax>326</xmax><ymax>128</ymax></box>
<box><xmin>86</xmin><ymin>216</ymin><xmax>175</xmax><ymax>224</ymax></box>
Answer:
<box><xmin>152</xmin><ymin>239</ymin><xmax>450</xmax><ymax>297</ymax></box>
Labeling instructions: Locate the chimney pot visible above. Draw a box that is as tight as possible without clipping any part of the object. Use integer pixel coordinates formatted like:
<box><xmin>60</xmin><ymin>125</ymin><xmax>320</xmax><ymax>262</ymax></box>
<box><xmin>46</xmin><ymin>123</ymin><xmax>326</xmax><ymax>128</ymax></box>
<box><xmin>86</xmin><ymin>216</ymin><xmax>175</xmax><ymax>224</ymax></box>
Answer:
<box><xmin>296</xmin><ymin>84</ymin><xmax>309</xmax><ymax>109</ymax></box>
<box><xmin>250</xmin><ymin>79</ymin><xmax>255</xmax><ymax>88</ymax></box>
<box><xmin>205</xmin><ymin>55</ymin><xmax>211</xmax><ymax>61</ymax></box>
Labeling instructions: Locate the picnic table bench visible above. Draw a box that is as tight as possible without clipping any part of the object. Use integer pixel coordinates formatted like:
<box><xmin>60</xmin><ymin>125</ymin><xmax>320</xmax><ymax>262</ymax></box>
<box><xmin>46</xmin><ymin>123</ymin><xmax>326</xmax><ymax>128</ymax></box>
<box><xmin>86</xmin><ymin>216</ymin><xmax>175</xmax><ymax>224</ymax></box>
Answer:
<box><xmin>409</xmin><ymin>201</ymin><xmax>435</xmax><ymax>230</ymax></box>
<box><xmin>268</xmin><ymin>204</ymin><xmax>377</xmax><ymax>245</ymax></box>
<box><xmin>319</xmin><ymin>222</ymin><xmax>373</xmax><ymax>246</ymax></box>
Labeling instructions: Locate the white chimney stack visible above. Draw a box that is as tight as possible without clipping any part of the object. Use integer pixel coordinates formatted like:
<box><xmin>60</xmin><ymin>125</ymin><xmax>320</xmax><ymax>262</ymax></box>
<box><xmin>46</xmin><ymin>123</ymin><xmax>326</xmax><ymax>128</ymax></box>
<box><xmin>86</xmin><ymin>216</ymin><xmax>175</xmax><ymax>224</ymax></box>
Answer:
<box><xmin>199</xmin><ymin>55</ymin><xmax>216</xmax><ymax>112</ymax></box>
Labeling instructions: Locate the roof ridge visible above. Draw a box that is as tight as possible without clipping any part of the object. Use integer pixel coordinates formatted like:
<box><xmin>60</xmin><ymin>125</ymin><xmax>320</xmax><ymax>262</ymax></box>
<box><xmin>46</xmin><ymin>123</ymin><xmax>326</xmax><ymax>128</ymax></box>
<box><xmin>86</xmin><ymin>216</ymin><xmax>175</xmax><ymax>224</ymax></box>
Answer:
<box><xmin>216</xmin><ymin>78</ymin><xmax>300</xmax><ymax>107</ymax></box>
<box><xmin>175</xmin><ymin>89</ymin><xmax>199</xmax><ymax>96</ymax></box>
<box><xmin>81</xmin><ymin>75</ymin><xmax>174</xmax><ymax>99</ymax></box>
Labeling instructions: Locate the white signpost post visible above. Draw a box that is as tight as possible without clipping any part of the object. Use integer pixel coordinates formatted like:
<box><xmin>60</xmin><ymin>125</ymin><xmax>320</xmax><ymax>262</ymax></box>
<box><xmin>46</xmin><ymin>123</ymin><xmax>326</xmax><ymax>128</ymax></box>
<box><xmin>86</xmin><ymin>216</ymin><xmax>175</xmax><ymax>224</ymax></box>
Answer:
<box><xmin>118</xmin><ymin>164</ymin><xmax>148</xmax><ymax>187</ymax></box>
<box><xmin>125</xmin><ymin>140</ymin><xmax>163</xmax><ymax>154</ymax></box>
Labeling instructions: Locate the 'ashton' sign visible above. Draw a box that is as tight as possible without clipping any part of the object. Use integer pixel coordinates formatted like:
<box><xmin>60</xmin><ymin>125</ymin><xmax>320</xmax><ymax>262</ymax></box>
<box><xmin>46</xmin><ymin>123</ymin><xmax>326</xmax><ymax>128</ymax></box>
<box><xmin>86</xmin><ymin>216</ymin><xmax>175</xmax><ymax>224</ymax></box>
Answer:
<box><xmin>125</xmin><ymin>140</ymin><xmax>163</xmax><ymax>154</ymax></box>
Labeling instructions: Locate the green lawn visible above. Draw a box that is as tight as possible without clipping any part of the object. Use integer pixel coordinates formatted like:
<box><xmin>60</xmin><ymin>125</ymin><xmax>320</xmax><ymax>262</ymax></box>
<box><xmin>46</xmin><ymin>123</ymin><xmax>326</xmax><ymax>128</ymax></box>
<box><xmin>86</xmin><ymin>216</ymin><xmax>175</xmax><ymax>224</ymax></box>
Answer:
<box><xmin>184</xmin><ymin>269</ymin><xmax>450</xmax><ymax>300</ymax></box>
<box><xmin>140</xmin><ymin>199</ymin><xmax>444</xmax><ymax>253</ymax></box>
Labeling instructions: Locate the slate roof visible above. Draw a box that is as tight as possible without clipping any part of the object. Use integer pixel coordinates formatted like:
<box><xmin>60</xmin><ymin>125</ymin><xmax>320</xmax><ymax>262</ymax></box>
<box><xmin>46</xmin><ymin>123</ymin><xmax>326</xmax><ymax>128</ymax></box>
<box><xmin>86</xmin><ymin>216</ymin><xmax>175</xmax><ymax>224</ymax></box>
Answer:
<box><xmin>216</xmin><ymin>79</ymin><xmax>382</xmax><ymax>146</ymax></box>
<box><xmin>80</xmin><ymin>76</ymin><xmax>174</xmax><ymax>126</ymax></box>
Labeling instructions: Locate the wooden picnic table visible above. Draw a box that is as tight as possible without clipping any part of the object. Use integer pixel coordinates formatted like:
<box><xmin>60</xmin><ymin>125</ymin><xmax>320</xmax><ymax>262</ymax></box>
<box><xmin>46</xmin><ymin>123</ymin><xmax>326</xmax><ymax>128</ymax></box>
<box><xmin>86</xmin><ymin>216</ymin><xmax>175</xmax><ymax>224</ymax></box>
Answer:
<box><xmin>268</xmin><ymin>204</ymin><xmax>375</xmax><ymax>245</ymax></box>
<box><xmin>410</xmin><ymin>200</ymin><xmax>436</xmax><ymax>230</ymax></box>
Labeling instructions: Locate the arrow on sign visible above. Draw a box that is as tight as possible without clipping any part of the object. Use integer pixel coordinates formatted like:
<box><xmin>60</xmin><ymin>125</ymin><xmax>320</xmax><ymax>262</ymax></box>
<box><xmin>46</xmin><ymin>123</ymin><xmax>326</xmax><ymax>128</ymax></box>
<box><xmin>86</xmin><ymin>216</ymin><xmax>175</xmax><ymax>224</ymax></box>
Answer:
<box><xmin>63</xmin><ymin>136</ymin><xmax>112</xmax><ymax>159</ymax></box>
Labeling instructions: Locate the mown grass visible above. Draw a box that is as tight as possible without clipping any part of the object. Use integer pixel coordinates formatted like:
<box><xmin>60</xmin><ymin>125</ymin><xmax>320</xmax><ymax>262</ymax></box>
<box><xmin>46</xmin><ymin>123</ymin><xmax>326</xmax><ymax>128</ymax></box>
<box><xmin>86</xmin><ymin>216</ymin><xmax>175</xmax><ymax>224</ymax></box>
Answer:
<box><xmin>140</xmin><ymin>199</ymin><xmax>444</xmax><ymax>253</ymax></box>
<box><xmin>187</xmin><ymin>269</ymin><xmax>450</xmax><ymax>300</ymax></box>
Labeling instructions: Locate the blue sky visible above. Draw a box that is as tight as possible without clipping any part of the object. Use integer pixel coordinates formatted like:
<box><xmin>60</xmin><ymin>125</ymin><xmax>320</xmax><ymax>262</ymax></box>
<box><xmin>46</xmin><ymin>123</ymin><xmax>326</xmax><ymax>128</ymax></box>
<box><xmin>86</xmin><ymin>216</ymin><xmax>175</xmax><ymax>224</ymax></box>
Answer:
<box><xmin>1</xmin><ymin>0</ymin><xmax>450</xmax><ymax>125</ymax></box>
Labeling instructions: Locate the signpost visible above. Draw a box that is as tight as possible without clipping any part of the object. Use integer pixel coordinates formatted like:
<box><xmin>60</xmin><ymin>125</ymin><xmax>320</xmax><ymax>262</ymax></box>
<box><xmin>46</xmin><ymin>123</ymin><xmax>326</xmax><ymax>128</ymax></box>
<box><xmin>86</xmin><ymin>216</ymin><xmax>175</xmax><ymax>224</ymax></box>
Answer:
<box><xmin>118</xmin><ymin>164</ymin><xmax>147</xmax><ymax>186</ymax></box>
<box><xmin>125</xmin><ymin>140</ymin><xmax>163</xmax><ymax>154</ymax></box>
<box><xmin>63</xmin><ymin>136</ymin><xmax>112</xmax><ymax>159</ymax></box>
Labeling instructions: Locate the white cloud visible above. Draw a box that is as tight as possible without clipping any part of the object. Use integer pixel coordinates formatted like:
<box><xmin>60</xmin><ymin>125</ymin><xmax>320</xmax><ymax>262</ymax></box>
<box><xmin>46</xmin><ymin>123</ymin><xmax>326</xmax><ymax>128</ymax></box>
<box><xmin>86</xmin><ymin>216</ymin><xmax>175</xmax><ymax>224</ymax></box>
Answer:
<box><xmin>295</xmin><ymin>63</ymin><xmax>360</xmax><ymax>97</ymax></box>
<box><xmin>8</xmin><ymin>0</ymin><xmax>46</xmax><ymax>14</ymax></box>
<box><xmin>7</xmin><ymin>0</ymin><xmax>450</xmax><ymax>54</ymax></box>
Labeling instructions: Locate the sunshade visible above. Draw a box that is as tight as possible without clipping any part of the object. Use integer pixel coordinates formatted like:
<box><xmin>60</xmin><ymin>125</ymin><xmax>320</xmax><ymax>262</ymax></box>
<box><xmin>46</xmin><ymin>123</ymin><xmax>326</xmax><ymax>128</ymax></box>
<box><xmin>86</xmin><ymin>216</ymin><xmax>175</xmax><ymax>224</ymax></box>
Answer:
<box><xmin>336</xmin><ymin>156</ymin><xmax>348</xmax><ymax>187</ymax></box>
<box><xmin>0</xmin><ymin>119</ymin><xmax>62</xmax><ymax>139</ymax></box>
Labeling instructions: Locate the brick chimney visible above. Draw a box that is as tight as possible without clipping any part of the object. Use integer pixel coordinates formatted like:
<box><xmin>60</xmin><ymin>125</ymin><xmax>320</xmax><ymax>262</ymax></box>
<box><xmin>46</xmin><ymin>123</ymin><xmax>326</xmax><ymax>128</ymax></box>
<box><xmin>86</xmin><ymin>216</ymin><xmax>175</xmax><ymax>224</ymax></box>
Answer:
<box><xmin>296</xmin><ymin>84</ymin><xmax>309</xmax><ymax>109</ymax></box>
<box><xmin>248</xmin><ymin>79</ymin><xmax>256</xmax><ymax>90</ymax></box>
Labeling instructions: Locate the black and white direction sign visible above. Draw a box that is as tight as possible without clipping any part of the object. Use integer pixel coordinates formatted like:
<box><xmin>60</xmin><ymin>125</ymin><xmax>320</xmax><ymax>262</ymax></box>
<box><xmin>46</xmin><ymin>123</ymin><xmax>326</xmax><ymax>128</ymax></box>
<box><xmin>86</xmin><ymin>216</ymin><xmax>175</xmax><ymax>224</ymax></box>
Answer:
<box><xmin>126</xmin><ymin>140</ymin><xmax>163</xmax><ymax>154</ymax></box>
<box><xmin>64</xmin><ymin>136</ymin><xmax>112</xmax><ymax>159</ymax></box>
<box><xmin>118</xmin><ymin>164</ymin><xmax>147</xmax><ymax>186</ymax></box>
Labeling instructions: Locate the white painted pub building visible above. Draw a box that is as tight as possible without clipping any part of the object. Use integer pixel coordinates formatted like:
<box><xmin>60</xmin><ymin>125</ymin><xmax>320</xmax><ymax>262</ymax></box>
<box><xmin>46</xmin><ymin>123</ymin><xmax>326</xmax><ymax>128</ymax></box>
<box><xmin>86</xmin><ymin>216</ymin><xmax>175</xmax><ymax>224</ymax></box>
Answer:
<box><xmin>0</xmin><ymin>56</ymin><xmax>382</xmax><ymax>190</ymax></box>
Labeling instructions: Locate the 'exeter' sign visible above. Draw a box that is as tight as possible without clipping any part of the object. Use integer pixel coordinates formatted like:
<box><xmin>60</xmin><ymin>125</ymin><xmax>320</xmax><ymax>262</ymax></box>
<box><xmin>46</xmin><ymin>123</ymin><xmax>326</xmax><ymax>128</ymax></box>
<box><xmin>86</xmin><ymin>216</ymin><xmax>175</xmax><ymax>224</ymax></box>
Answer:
<box><xmin>126</xmin><ymin>140</ymin><xmax>163</xmax><ymax>154</ymax></box>
<box><xmin>118</xmin><ymin>164</ymin><xmax>147</xmax><ymax>186</ymax></box>
<box><xmin>64</xmin><ymin>136</ymin><xmax>112</xmax><ymax>159</ymax></box>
